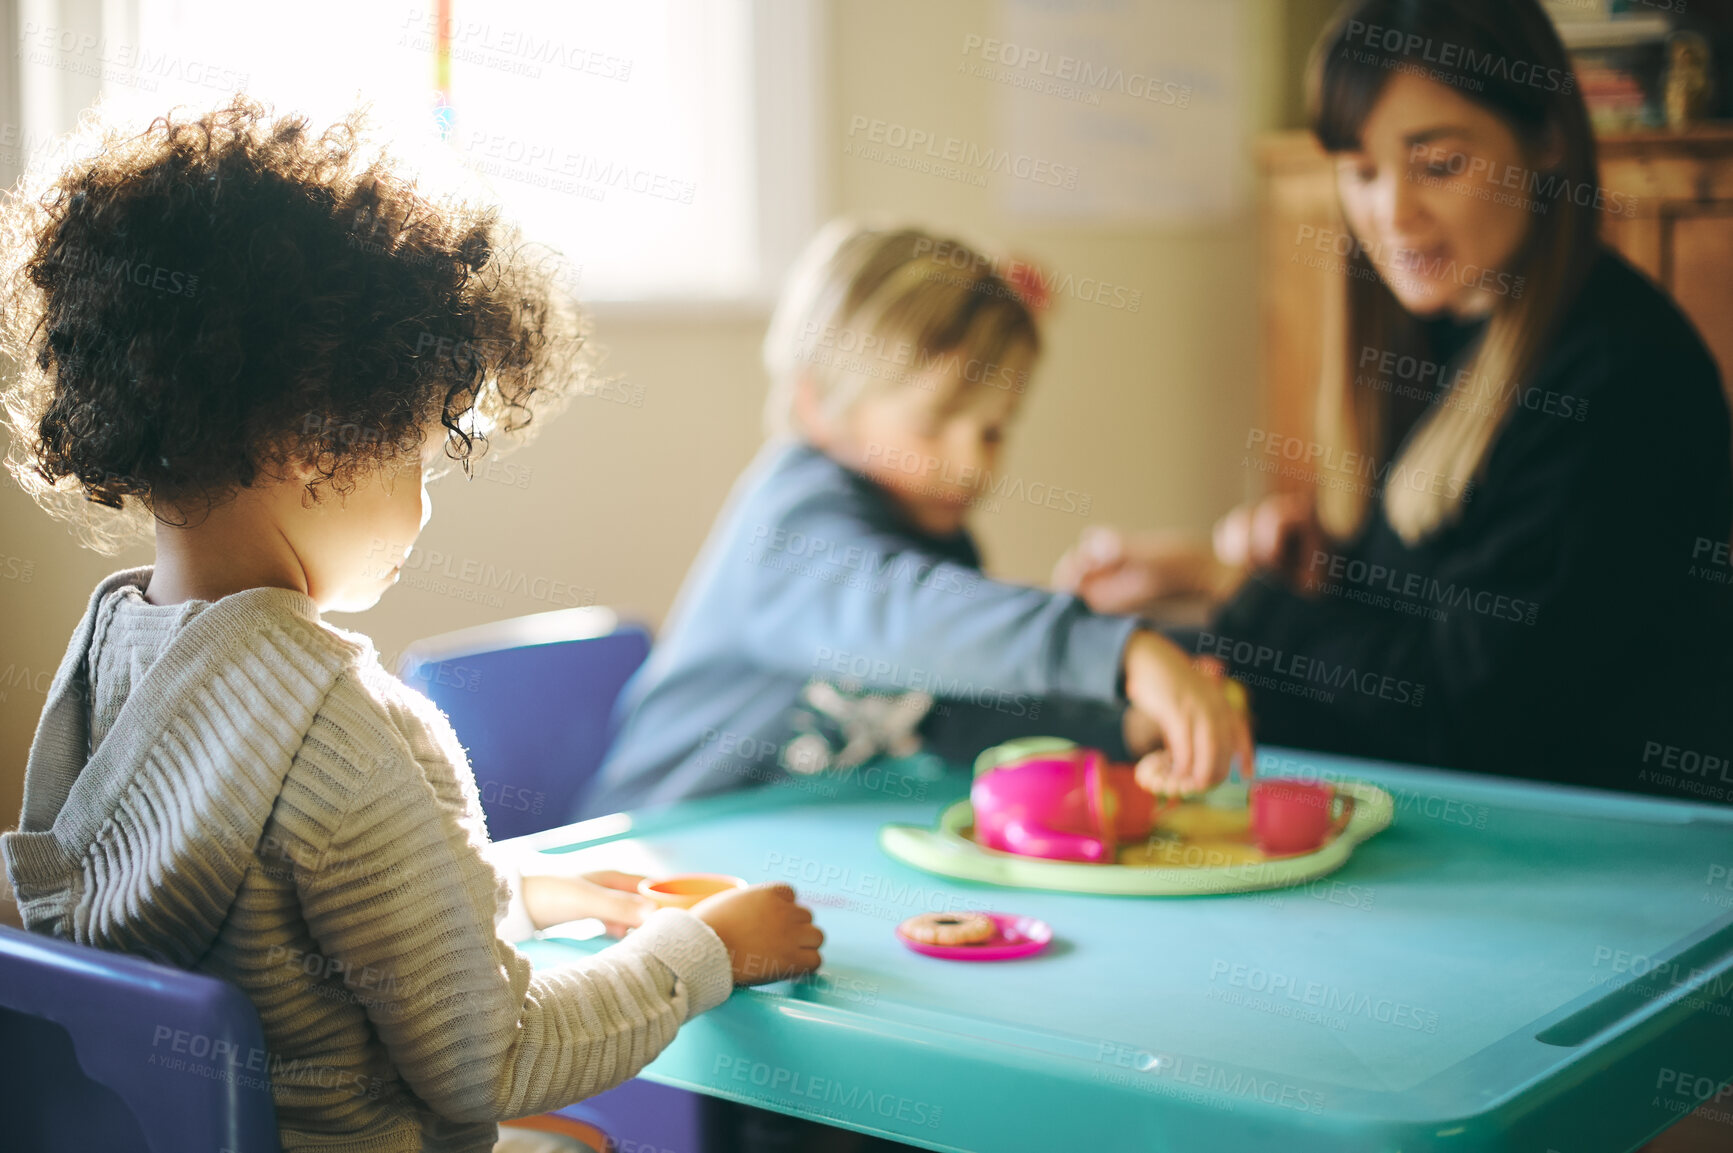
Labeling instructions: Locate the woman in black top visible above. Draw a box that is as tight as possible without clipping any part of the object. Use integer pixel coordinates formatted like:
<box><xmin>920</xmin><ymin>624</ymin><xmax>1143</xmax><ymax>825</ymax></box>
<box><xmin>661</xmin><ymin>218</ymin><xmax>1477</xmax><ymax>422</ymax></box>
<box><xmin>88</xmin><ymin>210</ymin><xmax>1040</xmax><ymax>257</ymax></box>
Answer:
<box><xmin>1057</xmin><ymin>0</ymin><xmax>1733</xmax><ymax>799</ymax></box>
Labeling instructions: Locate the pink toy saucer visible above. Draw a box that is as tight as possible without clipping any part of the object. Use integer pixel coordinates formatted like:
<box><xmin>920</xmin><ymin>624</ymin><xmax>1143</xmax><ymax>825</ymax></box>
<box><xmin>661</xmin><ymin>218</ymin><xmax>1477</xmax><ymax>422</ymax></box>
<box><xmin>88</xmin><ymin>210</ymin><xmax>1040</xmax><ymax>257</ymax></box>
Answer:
<box><xmin>895</xmin><ymin>913</ymin><xmax>1053</xmax><ymax>961</ymax></box>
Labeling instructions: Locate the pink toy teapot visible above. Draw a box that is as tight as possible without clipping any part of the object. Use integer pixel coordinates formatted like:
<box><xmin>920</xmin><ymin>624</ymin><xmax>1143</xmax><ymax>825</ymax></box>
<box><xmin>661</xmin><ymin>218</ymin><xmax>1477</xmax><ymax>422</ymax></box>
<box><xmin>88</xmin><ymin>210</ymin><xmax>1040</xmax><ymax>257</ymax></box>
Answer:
<box><xmin>970</xmin><ymin>741</ymin><xmax>1168</xmax><ymax>864</ymax></box>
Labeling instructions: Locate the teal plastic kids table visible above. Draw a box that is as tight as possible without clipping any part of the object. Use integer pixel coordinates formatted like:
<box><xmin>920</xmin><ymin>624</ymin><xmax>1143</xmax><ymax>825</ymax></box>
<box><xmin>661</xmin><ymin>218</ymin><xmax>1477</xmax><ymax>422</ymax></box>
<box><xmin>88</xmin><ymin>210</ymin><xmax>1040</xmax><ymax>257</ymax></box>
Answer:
<box><xmin>502</xmin><ymin>747</ymin><xmax>1733</xmax><ymax>1152</ymax></box>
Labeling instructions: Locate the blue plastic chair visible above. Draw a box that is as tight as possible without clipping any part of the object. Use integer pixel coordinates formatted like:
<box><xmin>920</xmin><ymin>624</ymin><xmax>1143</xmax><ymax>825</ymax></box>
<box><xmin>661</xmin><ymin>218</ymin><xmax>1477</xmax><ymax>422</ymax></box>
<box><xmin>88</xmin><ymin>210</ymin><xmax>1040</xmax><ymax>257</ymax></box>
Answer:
<box><xmin>397</xmin><ymin>606</ymin><xmax>652</xmax><ymax>841</ymax></box>
<box><xmin>0</xmin><ymin>924</ymin><xmax>664</xmax><ymax>1152</ymax></box>
<box><xmin>0</xmin><ymin>923</ymin><xmax>281</xmax><ymax>1153</ymax></box>
<box><xmin>399</xmin><ymin>608</ymin><xmax>701</xmax><ymax>1151</ymax></box>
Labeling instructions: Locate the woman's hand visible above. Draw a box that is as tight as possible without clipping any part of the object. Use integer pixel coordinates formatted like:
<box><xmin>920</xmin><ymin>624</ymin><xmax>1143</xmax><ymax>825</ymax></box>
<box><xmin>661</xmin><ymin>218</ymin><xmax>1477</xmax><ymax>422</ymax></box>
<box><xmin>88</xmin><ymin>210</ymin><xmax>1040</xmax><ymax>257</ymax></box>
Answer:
<box><xmin>521</xmin><ymin>870</ymin><xmax>657</xmax><ymax>937</ymax></box>
<box><xmin>1121</xmin><ymin>631</ymin><xmax>1255</xmax><ymax>796</ymax></box>
<box><xmin>1212</xmin><ymin>492</ymin><xmax>1325</xmax><ymax>592</ymax></box>
<box><xmin>1053</xmin><ymin>526</ymin><xmax>1235</xmax><ymax>615</ymax></box>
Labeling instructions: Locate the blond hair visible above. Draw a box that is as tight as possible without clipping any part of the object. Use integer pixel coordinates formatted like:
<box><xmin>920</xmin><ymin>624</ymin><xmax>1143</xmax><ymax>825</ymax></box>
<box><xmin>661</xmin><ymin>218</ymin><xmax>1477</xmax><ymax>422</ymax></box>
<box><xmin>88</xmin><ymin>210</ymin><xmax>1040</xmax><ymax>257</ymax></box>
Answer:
<box><xmin>762</xmin><ymin>220</ymin><xmax>1039</xmax><ymax>438</ymax></box>
<box><xmin>1315</xmin><ymin>256</ymin><xmax>1574</xmax><ymax>543</ymax></box>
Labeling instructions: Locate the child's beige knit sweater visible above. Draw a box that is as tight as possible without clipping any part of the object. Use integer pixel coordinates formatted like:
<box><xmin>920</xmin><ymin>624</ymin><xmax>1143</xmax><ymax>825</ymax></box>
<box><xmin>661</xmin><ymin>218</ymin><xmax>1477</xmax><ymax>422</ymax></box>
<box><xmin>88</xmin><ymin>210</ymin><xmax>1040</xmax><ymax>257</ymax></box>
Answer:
<box><xmin>0</xmin><ymin>569</ymin><xmax>733</xmax><ymax>1153</ymax></box>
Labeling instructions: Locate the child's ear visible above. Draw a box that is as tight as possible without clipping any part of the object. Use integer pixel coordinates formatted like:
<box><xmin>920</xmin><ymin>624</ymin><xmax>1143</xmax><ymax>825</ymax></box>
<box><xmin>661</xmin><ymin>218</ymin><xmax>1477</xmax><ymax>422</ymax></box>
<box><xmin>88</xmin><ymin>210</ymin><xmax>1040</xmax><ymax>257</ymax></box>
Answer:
<box><xmin>271</xmin><ymin>452</ymin><xmax>348</xmax><ymax>512</ymax></box>
<box><xmin>284</xmin><ymin>456</ymin><xmax>321</xmax><ymax>483</ymax></box>
<box><xmin>792</xmin><ymin>373</ymin><xmax>831</xmax><ymax>447</ymax></box>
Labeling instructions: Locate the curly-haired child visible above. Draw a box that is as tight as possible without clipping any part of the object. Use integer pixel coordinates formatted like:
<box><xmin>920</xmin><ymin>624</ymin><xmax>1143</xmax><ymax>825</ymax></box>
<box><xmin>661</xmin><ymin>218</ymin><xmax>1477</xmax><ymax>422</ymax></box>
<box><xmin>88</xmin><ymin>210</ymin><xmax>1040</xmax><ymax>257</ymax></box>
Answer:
<box><xmin>0</xmin><ymin>98</ymin><xmax>822</xmax><ymax>1153</ymax></box>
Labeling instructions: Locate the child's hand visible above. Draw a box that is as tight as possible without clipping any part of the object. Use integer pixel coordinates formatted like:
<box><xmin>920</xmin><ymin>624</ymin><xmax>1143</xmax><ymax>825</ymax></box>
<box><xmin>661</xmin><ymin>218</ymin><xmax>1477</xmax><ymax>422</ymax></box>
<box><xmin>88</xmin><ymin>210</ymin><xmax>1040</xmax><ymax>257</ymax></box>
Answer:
<box><xmin>691</xmin><ymin>883</ymin><xmax>824</xmax><ymax>985</ymax></box>
<box><xmin>1122</xmin><ymin>632</ymin><xmax>1254</xmax><ymax>796</ymax></box>
<box><xmin>521</xmin><ymin>870</ymin><xmax>656</xmax><ymax>937</ymax></box>
<box><xmin>1122</xmin><ymin>705</ymin><xmax>1165</xmax><ymax>759</ymax></box>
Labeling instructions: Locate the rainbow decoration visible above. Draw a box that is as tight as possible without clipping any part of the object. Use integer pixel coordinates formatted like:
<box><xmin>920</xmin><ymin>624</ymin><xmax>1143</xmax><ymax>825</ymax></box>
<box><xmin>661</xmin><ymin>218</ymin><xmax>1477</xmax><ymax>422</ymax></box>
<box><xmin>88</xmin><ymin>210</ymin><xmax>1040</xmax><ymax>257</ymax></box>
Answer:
<box><xmin>432</xmin><ymin>0</ymin><xmax>455</xmax><ymax>139</ymax></box>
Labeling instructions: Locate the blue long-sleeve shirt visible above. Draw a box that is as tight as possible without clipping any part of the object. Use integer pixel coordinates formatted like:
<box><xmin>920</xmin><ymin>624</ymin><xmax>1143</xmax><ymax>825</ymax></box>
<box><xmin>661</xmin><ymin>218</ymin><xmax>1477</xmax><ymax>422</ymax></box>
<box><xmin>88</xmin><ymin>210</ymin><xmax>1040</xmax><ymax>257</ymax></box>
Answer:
<box><xmin>579</xmin><ymin>442</ymin><xmax>1142</xmax><ymax>816</ymax></box>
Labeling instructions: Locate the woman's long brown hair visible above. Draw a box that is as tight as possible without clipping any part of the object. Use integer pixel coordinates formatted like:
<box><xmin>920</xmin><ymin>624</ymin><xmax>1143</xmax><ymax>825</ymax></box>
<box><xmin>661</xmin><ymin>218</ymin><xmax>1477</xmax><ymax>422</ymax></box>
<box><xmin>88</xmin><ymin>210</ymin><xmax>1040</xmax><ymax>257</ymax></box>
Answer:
<box><xmin>1307</xmin><ymin>0</ymin><xmax>1600</xmax><ymax>544</ymax></box>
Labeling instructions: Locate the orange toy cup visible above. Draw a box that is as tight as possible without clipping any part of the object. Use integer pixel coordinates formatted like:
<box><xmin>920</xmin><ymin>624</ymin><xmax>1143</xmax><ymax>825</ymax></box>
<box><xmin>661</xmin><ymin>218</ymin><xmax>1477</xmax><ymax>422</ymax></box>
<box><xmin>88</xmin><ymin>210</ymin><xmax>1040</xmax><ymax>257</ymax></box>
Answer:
<box><xmin>637</xmin><ymin>873</ymin><xmax>749</xmax><ymax>909</ymax></box>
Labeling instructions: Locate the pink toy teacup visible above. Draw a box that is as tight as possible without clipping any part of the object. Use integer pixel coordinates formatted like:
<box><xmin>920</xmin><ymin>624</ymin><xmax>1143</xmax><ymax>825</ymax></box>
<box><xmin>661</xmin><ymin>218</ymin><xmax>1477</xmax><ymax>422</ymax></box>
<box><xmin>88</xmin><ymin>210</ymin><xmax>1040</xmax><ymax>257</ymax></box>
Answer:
<box><xmin>1249</xmin><ymin>780</ymin><xmax>1352</xmax><ymax>855</ymax></box>
<box><xmin>971</xmin><ymin>748</ymin><xmax>1167</xmax><ymax>864</ymax></box>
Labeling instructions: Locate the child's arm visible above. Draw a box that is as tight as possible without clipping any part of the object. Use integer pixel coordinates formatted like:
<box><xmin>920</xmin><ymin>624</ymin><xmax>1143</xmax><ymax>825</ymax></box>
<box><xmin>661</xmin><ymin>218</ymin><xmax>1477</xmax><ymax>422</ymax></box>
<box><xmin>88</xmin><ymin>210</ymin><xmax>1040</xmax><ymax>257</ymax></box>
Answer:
<box><xmin>746</xmin><ymin>493</ymin><xmax>1138</xmax><ymax>704</ymax></box>
<box><xmin>479</xmin><ymin>845</ymin><xmax>654</xmax><ymax>941</ymax></box>
<box><xmin>743</xmin><ymin>492</ymin><xmax>1249</xmax><ymax>788</ymax></box>
<box><xmin>292</xmin><ymin>682</ymin><xmax>734</xmax><ymax>1124</ymax></box>
<box><xmin>522</xmin><ymin>870</ymin><xmax>655</xmax><ymax>938</ymax></box>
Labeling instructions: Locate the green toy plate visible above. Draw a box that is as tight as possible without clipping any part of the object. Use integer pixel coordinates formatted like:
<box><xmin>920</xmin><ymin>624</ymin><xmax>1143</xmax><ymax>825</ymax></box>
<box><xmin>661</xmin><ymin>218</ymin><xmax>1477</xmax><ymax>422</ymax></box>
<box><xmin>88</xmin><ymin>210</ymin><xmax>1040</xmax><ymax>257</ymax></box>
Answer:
<box><xmin>879</xmin><ymin>777</ymin><xmax>1394</xmax><ymax>896</ymax></box>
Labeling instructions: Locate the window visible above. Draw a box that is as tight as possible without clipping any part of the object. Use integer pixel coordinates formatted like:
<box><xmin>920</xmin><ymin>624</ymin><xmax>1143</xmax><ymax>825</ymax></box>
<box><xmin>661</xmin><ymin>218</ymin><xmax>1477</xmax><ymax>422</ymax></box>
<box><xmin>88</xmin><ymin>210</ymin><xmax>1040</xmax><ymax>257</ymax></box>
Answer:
<box><xmin>31</xmin><ymin>0</ymin><xmax>820</xmax><ymax>303</ymax></box>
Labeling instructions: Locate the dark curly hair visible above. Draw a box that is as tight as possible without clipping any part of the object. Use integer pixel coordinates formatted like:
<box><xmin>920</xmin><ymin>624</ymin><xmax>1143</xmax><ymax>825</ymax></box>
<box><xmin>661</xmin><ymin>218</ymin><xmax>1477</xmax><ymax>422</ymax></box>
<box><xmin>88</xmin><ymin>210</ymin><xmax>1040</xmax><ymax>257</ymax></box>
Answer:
<box><xmin>0</xmin><ymin>96</ymin><xmax>587</xmax><ymax>551</ymax></box>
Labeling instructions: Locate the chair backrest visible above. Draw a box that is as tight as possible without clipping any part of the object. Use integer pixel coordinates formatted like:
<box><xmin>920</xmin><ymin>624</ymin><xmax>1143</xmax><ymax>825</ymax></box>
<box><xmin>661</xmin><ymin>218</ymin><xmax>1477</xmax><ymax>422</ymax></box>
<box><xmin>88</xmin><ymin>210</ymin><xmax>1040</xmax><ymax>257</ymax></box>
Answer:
<box><xmin>398</xmin><ymin>605</ymin><xmax>652</xmax><ymax>840</ymax></box>
<box><xmin>0</xmin><ymin>924</ymin><xmax>280</xmax><ymax>1153</ymax></box>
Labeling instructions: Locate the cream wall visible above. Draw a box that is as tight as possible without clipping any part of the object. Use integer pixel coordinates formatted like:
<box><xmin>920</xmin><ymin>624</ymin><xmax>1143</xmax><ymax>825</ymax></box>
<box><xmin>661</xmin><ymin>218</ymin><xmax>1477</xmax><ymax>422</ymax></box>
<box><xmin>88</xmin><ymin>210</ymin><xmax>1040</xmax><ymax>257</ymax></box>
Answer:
<box><xmin>0</xmin><ymin>0</ymin><xmax>1311</xmax><ymax>848</ymax></box>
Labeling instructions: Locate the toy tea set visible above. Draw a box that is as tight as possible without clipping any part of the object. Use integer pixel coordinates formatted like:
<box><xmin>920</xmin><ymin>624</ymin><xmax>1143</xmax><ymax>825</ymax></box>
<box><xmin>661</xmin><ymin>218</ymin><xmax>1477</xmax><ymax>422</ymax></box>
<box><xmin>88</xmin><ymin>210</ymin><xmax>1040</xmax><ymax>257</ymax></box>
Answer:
<box><xmin>635</xmin><ymin>737</ymin><xmax>1393</xmax><ymax>964</ymax></box>
<box><xmin>876</xmin><ymin>737</ymin><xmax>1393</xmax><ymax>960</ymax></box>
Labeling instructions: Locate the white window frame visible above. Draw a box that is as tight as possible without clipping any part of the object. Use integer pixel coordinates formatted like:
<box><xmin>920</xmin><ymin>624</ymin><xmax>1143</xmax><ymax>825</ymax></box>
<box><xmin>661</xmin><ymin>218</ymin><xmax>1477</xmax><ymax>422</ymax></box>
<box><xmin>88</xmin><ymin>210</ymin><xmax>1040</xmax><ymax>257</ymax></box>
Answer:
<box><xmin>741</xmin><ymin>0</ymin><xmax>827</xmax><ymax>312</ymax></box>
<box><xmin>4</xmin><ymin>0</ymin><xmax>827</xmax><ymax>316</ymax></box>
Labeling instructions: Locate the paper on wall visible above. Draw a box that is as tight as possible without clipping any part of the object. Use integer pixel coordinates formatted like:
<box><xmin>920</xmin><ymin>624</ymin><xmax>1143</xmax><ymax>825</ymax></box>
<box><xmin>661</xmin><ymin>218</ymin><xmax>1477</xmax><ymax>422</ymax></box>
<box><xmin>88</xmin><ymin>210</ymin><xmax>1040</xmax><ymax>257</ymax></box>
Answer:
<box><xmin>989</xmin><ymin>0</ymin><xmax>1246</xmax><ymax>223</ymax></box>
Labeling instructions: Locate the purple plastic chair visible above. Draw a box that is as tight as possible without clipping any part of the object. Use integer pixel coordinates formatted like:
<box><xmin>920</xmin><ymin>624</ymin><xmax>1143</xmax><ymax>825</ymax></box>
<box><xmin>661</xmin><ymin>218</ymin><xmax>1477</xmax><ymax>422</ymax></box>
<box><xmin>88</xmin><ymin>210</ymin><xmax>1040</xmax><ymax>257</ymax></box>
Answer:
<box><xmin>398</xmin><ymin>606</ymin><xmax>652</xmax><ymax>841</ymax></box>
<box><xmin>0</xmin><ymin>923</ymin><xmax>281</xmax><ymax>1153</ymax></box>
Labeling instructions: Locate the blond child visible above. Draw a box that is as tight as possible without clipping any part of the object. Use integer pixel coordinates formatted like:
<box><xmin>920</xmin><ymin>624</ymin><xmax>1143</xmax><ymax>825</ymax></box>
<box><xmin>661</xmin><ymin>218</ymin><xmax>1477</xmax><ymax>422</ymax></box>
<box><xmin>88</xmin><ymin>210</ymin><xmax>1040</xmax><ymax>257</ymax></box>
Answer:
<box><xmin>583</xmin><ymin>221</ymin><xmax>1252</xmax><ymax>819</ymax></box>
